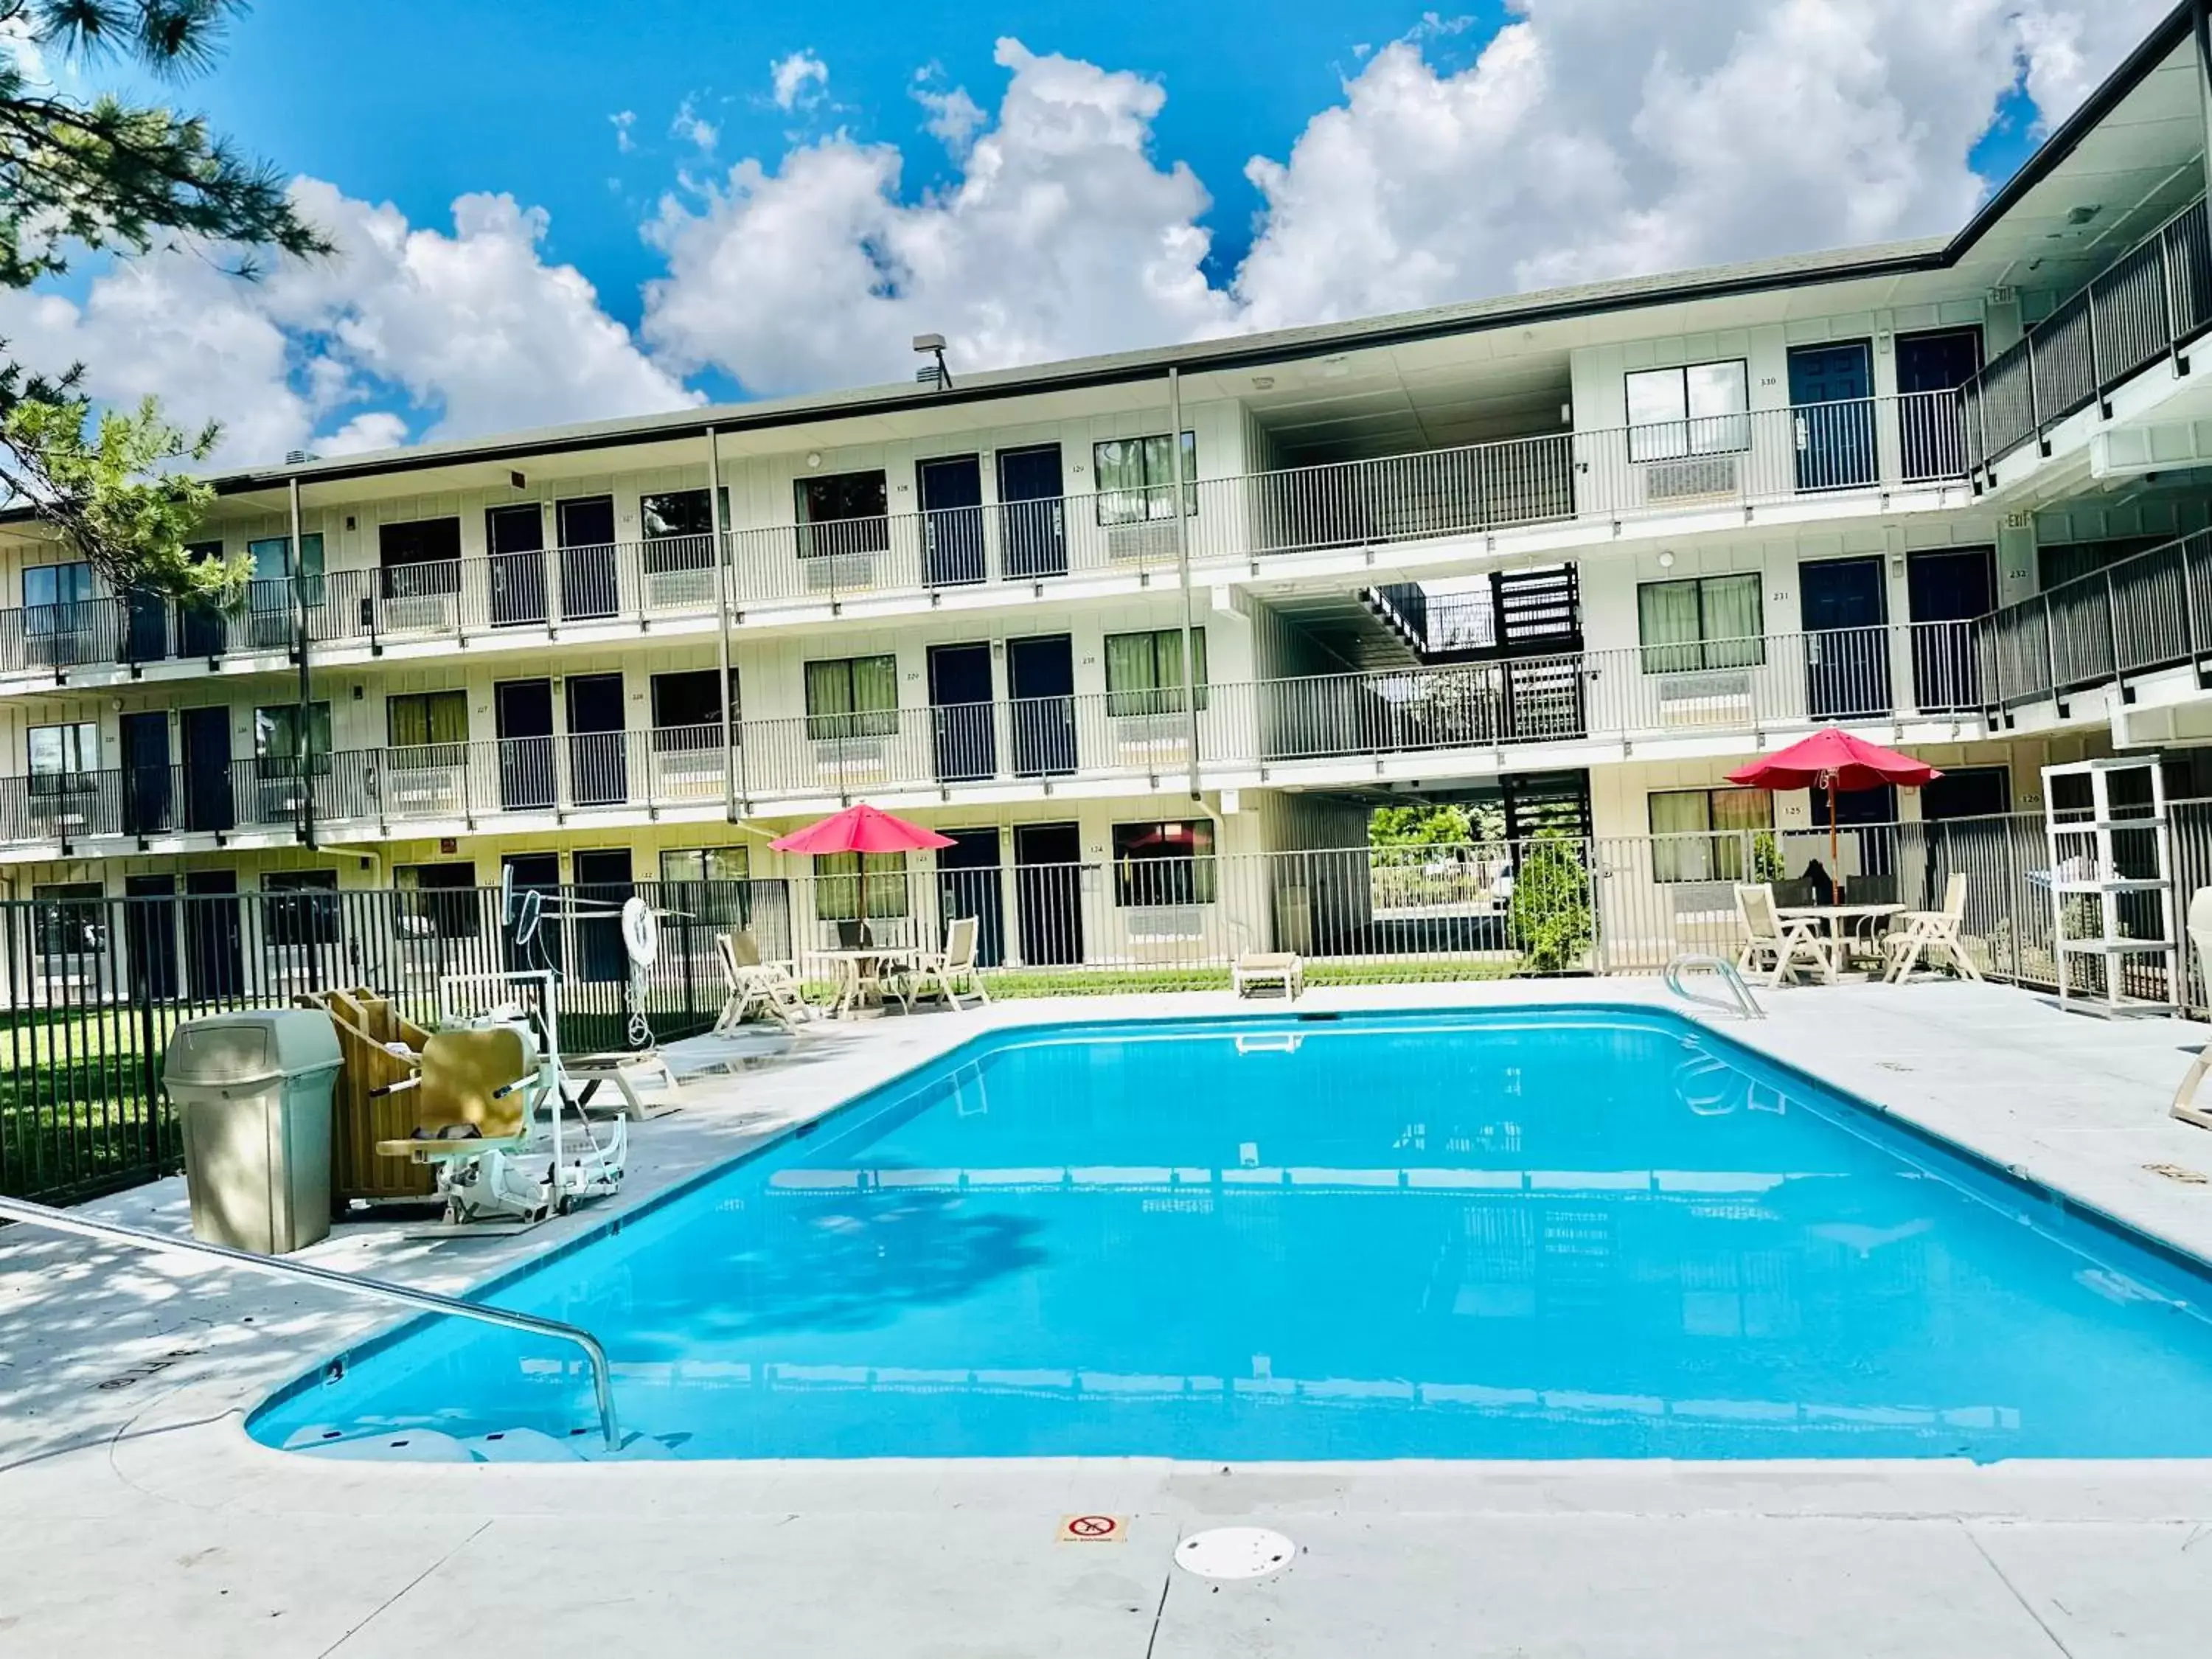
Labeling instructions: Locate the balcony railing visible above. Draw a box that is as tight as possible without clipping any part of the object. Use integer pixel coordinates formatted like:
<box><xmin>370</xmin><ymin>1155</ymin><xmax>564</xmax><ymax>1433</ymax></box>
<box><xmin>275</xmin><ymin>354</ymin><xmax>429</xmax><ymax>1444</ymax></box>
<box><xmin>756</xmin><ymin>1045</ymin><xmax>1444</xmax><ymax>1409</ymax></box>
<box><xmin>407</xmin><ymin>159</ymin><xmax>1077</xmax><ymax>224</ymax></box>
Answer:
<box><xmin>0</xmin><ymin>627</ymin><xmax>2000</xmax><ymax>846</ymax></box>
<box><xmin>1978</xmin><ymin>527</ymin><xmax>2212</xmax><ymax>709</ymax></box>
<box><xmin>0</xmin><ymin>397</ymin><xmax>1970</xmax><ymax>682</ymax></box>
<box><xmin>1961</xmin><ymin>195</ymin><xmax>2212</xmax><ymax>471</ymax></box>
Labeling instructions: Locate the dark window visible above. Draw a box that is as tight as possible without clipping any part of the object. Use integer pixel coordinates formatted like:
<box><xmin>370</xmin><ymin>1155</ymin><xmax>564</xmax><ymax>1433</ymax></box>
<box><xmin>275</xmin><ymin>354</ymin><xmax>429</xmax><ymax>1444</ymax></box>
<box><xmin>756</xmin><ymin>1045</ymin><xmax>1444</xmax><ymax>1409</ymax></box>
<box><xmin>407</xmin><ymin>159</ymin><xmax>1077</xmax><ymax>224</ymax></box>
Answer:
<box><xmin>395</xmin><ymin>862</ymin><xmax>481</xmax><ymax>939</ymax></box>
<box><xmin>795</xmin><ymin>470</ymin><xmax>889</xmax><ymax>557</ymax></box>
<box><xmin>641</xmin><ymin>487</ymin><xmax>729</xmax><ymax>574</ymax></box>
<box><xmin>254</xmin><ymin>702</ymin><xmax>332</xmax><ymax>777</ymax></box>
<box><xmin>246</xmin><ymin>533</ymin><xmax>324</xmax><ymax>611</ymax></box>
<box><xmin>1112</xmin><ymin>818</ymin><xmax>1216</xmax><ymax>905</ymax></box>
<box><xmin>378</xmin><ymin>518</ymin><xmax>462</xmax><ymax>597</ymax></box>
<box><xmin>650</xmin><ymin>668</ymin><xmax>734</xmax><ymax>751</ymax></box>
<box><xmin>27</xmin><ymin>722</ymin><xmax>98</xmax><ymax>793</ymax></box>
<box><xmin>262</xmin><ymin>870</ymin><xmax>339</xmax><ymax>947</ymax></box>
<box><xmin>32</xmin><ymin>882</ymin><xmax>105</xmax><ymax>959</ymax></box>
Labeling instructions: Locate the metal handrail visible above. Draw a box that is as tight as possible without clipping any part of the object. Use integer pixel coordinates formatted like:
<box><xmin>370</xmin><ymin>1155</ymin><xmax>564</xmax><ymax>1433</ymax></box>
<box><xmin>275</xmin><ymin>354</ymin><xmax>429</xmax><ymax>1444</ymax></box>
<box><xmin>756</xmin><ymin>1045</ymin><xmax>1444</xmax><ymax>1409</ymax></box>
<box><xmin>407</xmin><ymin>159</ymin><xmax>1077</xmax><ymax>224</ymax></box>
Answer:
<box><xmin>0</xmin><ymin>1194</ymin><xmax>620</xmax><ymax>1450</ymax></box>
<box><xmin>1663</xmin><ymin>953</ymin><xmax>1766</xmax><ymax>1020</ymax></box>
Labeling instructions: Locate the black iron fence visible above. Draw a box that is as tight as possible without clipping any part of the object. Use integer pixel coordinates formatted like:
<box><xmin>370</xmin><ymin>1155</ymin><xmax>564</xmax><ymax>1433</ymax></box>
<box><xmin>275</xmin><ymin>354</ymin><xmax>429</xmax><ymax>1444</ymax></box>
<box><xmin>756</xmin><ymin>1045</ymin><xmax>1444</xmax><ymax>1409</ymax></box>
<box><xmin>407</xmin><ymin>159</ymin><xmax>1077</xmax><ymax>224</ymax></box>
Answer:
<box><xmin>12</xmin><ymin>806</ymin><xmax>2212</xmax><ymax>1207</ymax></box>
<box><xmin>0</xmin><ymin>880</ymin><xmax>790</xmax><ymax>1206</ymax></box>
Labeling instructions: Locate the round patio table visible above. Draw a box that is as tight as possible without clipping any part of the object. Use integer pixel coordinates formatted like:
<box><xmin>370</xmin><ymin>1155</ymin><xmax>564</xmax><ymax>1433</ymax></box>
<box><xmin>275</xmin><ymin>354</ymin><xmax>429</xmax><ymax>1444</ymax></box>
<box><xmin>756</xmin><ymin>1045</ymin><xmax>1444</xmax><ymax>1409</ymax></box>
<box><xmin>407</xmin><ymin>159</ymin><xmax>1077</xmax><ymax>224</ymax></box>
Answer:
<box><xmin>1775</xmin><ymin>902</ymin><xmax>1904</xmax><ymax>983</ymax></box>
<box><xmin>808</xmin><ymin>946</ymin><xmax>922</xmax><ymax>1016</ymax></box>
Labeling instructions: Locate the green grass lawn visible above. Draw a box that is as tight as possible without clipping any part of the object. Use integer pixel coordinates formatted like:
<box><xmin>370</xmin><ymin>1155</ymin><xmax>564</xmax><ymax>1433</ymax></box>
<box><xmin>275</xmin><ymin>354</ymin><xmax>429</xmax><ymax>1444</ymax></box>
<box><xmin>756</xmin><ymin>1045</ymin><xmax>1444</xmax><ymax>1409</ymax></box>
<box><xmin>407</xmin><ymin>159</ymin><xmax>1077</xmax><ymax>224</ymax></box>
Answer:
<box><xmin>0</xmin><ymin>1008</ymin><xmax>182</xmax><ymax>1202</ymax></box>
<box><xmin>977</xmin><ymin>958</ymin><xmax>1520</xmax><ymax>999</ymax></box>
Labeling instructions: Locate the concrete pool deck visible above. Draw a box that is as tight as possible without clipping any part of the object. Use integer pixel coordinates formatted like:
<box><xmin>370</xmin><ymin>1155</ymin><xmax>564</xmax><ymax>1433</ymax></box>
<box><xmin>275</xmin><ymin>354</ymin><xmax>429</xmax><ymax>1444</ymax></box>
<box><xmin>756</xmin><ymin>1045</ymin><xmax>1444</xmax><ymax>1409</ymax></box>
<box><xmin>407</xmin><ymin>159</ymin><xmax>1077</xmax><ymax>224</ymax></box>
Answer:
<box><xmin>4</xmin><ymin>979</ymin><xmax>2212</xmax><ymax>1656</ymax></box>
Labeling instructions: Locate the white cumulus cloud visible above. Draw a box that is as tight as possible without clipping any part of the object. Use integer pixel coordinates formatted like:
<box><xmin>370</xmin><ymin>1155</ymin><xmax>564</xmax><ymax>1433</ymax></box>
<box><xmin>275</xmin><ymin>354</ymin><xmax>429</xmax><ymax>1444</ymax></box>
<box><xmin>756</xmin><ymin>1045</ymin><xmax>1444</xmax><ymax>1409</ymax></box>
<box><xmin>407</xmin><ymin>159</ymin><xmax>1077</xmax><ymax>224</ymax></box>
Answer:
<box><xmin>642</xmin><ymin>39</ymin><xmax>1234</xmax><ymax>395</ymax></box>
<box><xmin>641</xmin><ymin>3</ymin><xmax>2170</xmax><ymax>396</ymax></box>
<box><xmin>770</xmin><ymin>50</ymin><xmax>829</xmax><ymax>113</ymax></box>
<box><xmin>0</xmin><ymin>181</ymin><xmax>696</xmax><ymax>467</ymax></box>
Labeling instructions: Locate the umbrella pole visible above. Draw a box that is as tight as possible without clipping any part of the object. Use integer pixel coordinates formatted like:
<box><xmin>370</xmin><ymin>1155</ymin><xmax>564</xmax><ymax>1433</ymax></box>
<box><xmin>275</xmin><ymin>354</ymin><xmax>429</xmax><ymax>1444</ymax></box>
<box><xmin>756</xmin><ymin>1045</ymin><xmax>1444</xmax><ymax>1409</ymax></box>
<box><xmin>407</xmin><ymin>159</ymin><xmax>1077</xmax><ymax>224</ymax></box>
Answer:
<box><xmin>1828</xmin><ymin>780</ymin><xmax>1840</xmax><ymax>902</ymax></box>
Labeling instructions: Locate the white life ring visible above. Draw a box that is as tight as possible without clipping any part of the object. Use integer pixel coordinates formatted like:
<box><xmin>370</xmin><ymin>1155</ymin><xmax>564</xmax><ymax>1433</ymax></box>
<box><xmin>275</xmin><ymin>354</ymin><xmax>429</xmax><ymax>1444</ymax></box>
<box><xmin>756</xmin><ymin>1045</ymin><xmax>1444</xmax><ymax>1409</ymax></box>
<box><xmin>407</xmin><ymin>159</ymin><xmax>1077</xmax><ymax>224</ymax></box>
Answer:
<box><xmin>620</xmin><ymin>896</ymin><xmax>660</xmax><ymax>969</ymax></box>
<box><xmin>513</xmin><ymin>886</ymin><xmax>543</xmax><ymax>950</ymax></box>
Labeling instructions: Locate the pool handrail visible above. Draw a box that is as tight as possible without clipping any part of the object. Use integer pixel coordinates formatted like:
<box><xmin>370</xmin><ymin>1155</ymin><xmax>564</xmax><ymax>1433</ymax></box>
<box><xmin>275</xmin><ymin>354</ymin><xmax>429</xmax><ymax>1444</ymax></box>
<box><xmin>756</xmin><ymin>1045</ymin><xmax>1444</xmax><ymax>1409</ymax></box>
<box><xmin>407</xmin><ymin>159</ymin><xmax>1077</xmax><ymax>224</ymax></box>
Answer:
<box><xmin>0</xmin><ymin>1193</ymin><xmax>621</xmax><ymax>1451</ymax></box>
<box><xmin>1663</xmin><ymin>952</ymin><xmax>1767</xmax><ymax>1020</ymax></box>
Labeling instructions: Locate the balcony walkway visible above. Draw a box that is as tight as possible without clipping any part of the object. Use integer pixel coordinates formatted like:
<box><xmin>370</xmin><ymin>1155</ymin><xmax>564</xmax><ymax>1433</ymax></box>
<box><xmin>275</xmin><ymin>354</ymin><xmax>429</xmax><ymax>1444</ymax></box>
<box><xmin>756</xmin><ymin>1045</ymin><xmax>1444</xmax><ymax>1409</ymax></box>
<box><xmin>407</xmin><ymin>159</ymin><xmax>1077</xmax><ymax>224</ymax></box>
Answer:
<box><xmin>0</xmin><ymin>622</ymin><xmax>1985</xmax><ymax>854</ymax></box>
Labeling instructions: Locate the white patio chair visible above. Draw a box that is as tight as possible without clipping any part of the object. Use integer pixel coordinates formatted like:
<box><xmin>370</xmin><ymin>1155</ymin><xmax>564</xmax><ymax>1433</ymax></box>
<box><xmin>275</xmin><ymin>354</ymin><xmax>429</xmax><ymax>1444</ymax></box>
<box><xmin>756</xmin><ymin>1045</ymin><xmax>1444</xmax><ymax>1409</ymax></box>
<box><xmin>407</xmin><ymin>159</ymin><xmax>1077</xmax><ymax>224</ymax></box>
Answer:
<box><xmin>1733</xmin><ymin>883</ymin><xmax>1830</xmax><ymax>987</ymax></box>
<box><xmin>907</xmin><ymin>916</ymin><xmax>991</xmax><ymax>1012</ymax></box>
<box><xmin>717</xmin><ymin>932</ymin><xmax>818</xmax><ymax>1033</ymax></box>
<box><xmin>2172</xmin><ymin>888</ymin><xmax>2212</xmax><ymax>1132</ymax></box>
<box><xmin>1883</xmin><ymin>872</ymin><xmax>1983</xmax><ymax>984</ymax></box>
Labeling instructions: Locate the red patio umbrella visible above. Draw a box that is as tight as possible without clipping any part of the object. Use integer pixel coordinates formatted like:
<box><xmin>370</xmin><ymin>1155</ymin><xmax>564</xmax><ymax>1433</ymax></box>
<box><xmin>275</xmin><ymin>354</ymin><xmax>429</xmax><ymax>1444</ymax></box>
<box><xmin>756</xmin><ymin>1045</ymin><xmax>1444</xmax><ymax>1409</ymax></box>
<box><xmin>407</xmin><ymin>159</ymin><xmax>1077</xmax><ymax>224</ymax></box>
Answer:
<box><xmin>1726</xmin><ymin>728</ymin><xmax>1941</xmax><ymax>899</ymax></box>
<box><xmin>768</xmin><ymin>802</ymin><xmax>956</xmax><ymax>855</ymax></box>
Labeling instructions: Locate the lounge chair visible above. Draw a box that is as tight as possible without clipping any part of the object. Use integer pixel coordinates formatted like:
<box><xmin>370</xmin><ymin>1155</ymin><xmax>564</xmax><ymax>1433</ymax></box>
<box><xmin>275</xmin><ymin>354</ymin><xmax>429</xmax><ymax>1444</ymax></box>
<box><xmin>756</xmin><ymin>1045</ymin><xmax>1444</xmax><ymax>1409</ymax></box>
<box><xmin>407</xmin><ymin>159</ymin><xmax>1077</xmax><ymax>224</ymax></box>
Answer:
<box><xmin>2173</xmin><ymin>889</ymin><xmax>2212</xmax><ymax>1132</ymax></box>
<box><xmin>1233</xmin><ymin>951</ymin><xmax>1304</xmax><ymax>999</ymax></box>
<box><xmin>1884</xmin><ymin>872</ymin><xmax>1983</xmax><ymax>984</ymax></box>
<box><xmin>1734</xmin><ymin>883</ymin><xmax>1830</xmax><ymax>987</ymax></box>
<box><xmin>717</xmin><ymin>931</ymin><xmax>818</xmax><ymax>1033</ymax></box>
<box><xmin>908</xmin><ymin>916</ymin><xmax>990</xmax><ymax>1011</ymax></box>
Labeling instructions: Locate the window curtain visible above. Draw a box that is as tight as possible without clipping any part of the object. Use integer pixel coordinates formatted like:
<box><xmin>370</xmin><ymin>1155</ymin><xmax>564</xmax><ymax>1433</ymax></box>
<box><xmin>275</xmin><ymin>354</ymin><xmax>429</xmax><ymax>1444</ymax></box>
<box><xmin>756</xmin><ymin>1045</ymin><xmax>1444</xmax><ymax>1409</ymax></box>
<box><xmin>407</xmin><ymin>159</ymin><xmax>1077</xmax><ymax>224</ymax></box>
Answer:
<box><xmin>1105</xmin><ymin>629</ymin><xmax>1209</xmax><ymax>717</ymax></box>
<box><xmin>1638</xmin><ymin>581</ymin><xmax>1703</xmax><ymax>675</ymax></box>
<box><xmin>1104</xmin><ymin>631</ymin><xmax>1157</xmax><ymax>715</ymax></box>
<box><xmin>388</xmin><ymin>691</ymin><xmax>467</xmax><ymax>766</ymax></box>
<box><xmin>1094</xmin><ymin>433</ymin><xmax>1197</xmax><ymax>526</ymax></box>
<box><xmin>1647</xmin><ymin>789</ymin><xmax>1713</xmax><ymax>883</ymax></box>
<box><xmin>804</xmin><ymin>661</ymin><xmax>844</xmax><ymax>741</ymax></box>
<box><xmin>1706</xmin><ymin>787</ymin><xmax>1773</xmax><ymax>882</ymax></box>
<box><xmin>813</xmin><ymin>850</ymin><xmax>910</xmax><ymax>919</ymax></box>
<box><xmin>1699</xmin><ymin>574</ymin><xmax>1764</xmax><ymax>669</ymax></box>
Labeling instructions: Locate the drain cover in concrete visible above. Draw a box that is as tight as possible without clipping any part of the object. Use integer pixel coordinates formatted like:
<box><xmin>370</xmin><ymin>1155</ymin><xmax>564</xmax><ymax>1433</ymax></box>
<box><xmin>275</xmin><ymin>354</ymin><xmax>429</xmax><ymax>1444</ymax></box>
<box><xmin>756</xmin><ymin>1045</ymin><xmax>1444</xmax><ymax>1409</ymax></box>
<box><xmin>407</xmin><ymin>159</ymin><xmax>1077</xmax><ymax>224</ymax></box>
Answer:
<box><xmin>1176</xmin><ymin>1527</ymin><xmax>1296</xmax><ymax>1580</ymax></box>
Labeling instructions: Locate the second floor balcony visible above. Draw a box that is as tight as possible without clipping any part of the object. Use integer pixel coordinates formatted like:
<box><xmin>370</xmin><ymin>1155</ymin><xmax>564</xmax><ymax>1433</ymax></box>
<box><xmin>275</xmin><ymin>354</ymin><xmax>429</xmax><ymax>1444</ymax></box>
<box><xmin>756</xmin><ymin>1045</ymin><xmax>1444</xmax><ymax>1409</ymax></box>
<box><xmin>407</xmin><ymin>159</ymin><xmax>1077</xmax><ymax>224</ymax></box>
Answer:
<box><xmin>0</xmin><ymin>622</ymin><xmax>1989</xmax><ymax>855</ymax></box>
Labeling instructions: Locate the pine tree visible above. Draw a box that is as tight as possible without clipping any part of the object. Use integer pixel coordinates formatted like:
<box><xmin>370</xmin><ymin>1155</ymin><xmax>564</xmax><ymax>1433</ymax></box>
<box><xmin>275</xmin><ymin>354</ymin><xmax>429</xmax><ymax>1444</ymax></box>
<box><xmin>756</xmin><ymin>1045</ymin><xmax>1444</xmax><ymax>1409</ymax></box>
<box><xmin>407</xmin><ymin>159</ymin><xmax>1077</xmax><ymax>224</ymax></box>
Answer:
<box><xmin>0</xmin><ymin>1</ymin><xmax>329</xmax><ymax>597</ymax></box>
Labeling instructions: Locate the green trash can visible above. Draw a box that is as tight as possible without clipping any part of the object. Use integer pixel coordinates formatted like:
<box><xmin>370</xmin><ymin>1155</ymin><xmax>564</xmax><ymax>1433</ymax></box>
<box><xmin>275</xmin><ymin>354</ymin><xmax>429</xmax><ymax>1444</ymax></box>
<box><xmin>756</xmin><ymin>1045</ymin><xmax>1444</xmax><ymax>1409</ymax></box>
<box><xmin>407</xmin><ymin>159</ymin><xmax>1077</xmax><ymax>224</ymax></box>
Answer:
<box><xmin>166</xmin><ymin>1010</ymin><xmax>344</xmax><ymax>1254</ymax></box>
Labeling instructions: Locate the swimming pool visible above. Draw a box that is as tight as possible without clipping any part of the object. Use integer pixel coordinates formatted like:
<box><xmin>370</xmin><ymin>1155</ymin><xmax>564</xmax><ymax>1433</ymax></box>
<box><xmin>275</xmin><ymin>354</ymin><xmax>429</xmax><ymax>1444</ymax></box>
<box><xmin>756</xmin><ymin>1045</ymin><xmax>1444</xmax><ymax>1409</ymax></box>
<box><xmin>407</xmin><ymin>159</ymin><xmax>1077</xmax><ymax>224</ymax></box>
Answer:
<box><xmin>252</xmin><ymin>1006</ymin><xmax>2212</xmax><ymax>1462</ymax></box>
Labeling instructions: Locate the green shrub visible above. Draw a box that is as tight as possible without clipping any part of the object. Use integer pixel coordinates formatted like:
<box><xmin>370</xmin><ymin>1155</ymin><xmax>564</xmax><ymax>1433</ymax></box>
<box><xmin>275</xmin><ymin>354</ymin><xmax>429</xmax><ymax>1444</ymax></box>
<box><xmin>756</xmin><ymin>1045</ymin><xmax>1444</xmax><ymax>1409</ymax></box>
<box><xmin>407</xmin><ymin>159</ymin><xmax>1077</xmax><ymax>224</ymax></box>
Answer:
<box><xmin>1510</xmin><ymin>832</ymin><xmax>1594</xmax><ymax>973</ymax></box>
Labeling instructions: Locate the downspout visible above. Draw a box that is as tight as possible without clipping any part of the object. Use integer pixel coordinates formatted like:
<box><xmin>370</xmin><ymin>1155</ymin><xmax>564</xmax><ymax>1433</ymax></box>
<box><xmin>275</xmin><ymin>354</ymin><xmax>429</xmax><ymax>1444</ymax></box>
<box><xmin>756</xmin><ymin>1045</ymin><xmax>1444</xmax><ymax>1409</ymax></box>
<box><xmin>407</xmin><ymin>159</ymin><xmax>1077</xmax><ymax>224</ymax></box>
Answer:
<box><xmin>706</xmin><ymin>422</ymin><xmax>739</xmax><ymax>822</ymax></box>
<box><xmin>1167</xmin><ymin>366</ymin><xmax>1202</xmax><ymax>802</ymax></box>
<box><xmin>289</xmin><ymin>472</ymin><xmax>316</xmax><ymax>852</ymax></box>
<box><xmin>2197</xmin><ymin>0</ymin><xmax>2212</xmax><ymax>196</ymax></box>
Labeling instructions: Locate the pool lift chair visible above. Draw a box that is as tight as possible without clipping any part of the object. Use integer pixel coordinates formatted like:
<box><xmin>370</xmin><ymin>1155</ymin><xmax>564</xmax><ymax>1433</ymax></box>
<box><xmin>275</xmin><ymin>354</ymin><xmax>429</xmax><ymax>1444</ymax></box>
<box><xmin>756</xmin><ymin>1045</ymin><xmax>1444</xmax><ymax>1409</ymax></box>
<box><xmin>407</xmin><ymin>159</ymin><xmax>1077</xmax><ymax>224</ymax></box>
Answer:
<box><xmin>373</xmin><ymin>869</ymin><xmax>689</xmax><ymax>1228</ymax></box>
<box><xmin>371</xmin><ymin>1004</ymin><xmax>620</xmax><ymax>1228</ymax></box>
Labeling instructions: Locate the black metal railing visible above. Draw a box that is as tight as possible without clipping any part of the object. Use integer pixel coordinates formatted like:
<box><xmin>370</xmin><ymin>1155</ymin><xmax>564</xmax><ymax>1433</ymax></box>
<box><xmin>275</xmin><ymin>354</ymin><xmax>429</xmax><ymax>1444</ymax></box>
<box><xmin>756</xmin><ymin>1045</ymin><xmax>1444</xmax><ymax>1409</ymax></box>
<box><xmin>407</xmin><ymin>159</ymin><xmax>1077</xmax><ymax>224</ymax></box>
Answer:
<box><xmin>1961</xmin><ymin>196</ymin><xmax>2212</xmax><ymax>470</ymax></box>
<box><xmin>1978</xmin><ymin>527</ymin><xmax>2212</xmax><ymax>707</ymax></box>
<box><xmin>0</xmin><ymin>879</ymin><xmax>789</xmax><ymax>1205</ymax></box>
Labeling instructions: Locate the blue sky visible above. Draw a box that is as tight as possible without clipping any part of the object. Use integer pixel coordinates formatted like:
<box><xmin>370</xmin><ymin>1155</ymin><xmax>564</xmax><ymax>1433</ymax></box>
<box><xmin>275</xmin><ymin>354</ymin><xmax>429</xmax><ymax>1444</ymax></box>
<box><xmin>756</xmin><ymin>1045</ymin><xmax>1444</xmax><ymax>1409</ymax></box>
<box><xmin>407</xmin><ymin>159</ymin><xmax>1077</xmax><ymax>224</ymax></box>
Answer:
<box><xmin>10</xmin><ymin>0</ymin><xmax>2159</xmax><ymax>464</ymax></box>
<box><xmin>185</xmin><ymin>0</ymin><xmax>1517</xmax><ymax>329</ymax></box>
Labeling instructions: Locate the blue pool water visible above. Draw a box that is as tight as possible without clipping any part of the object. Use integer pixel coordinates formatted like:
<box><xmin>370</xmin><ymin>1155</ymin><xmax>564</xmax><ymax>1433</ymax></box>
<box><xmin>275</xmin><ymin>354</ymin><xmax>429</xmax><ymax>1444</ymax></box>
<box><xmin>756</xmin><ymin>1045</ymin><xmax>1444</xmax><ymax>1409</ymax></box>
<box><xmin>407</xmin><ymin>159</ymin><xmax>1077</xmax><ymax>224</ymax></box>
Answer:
<box><xmin>252</xmin><ymin>1007</ymin><xmax>2212</xmax><ymax>1462</ymax></box>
